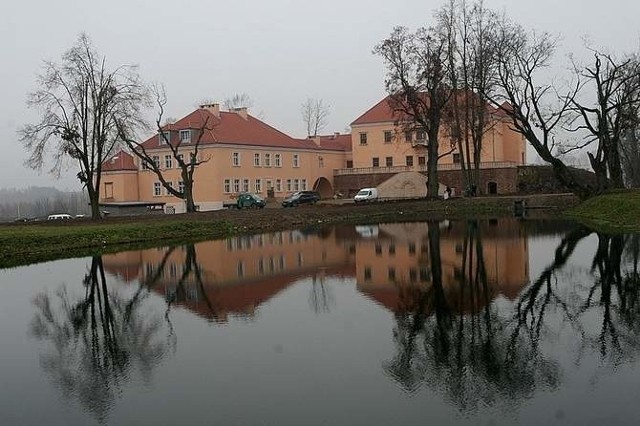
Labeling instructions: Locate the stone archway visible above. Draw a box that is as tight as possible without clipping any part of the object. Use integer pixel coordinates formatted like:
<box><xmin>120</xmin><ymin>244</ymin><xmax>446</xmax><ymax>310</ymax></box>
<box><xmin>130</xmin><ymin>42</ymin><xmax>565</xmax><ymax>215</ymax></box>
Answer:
<box><xmin>313</xmin><ymin>177</ymin><xmax>333</xmax><ymax>199</ymax></box>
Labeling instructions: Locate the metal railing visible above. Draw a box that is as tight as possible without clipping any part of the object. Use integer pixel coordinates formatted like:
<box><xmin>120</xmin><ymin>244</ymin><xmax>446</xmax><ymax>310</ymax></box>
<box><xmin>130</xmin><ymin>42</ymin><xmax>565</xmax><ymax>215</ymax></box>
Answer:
<box><xmin>333</xmin><ymin>161</ymin><xmax>517</xmax><ymax>176</ymax></box>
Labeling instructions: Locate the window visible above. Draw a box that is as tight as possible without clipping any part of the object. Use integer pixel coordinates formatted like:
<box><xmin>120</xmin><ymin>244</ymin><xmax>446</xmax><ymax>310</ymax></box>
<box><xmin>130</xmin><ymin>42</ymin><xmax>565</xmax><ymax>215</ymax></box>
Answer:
<box><xmin>224</xmin><ymin>179</ymin><xmax>231</xmax><ymax>193</ymax></box>
<box><xmin>232</xmin><ymin>152</ymin><xmax>240</xmax><ymax>167</ymax></box>
<box><xmin>104</xmin><ymin>182</ymin><xmax>113</xmax><ymax>199</ymax></box>
<box><xmin>364</xmin><ymin>267</ymin><xmax>372</xmax><ymax>281</ymax></box>
<box><xmin>318</xmin><ymin>156</ymin><xmax>324</xmax><ymax>168</ymax></box>
<box><xmin>243</xmin><ymin>179</ymin><xmax>250</xmax><ymax>193</ymax></box>
<box><xmin>405</xmin><ymin>131</ymin><xmax>413</xmax><ymax>142</ymax></box>
<box><xmin>346</xmin><ymin>160</ymin><xmax>353</xmax><ymax>168</ymax></box>
<box><xmin>254</xmin><ymin>153</ymin><xmax>261</xmax><ymax>167</ymax></box>
<box><xmin>286</xmin><ymin>179</ymin><xmax>292</xmax><ymax>191</ymax></box>
<box><xmin>406</xmin><ymin>156</ymin><xmax>414</xmax><ymax>167</ymax></box>
<box><xmin>264</xmin><ymin>153</ymin><xmax>271</xmax><ymax>167</ymax></box>
<box><xmin>152</xmin><ymin>155</ymin><xmax>160</xmax><ymax>168</ymax></box>
<box><xmin>416</xmin><ymin>129</ymin><xmax>426</xmax><ymax>141</ymax></box>
<box><xmin>179</xmin><ymin>129</ymin><xmax>191</xmax><ymax>143</ymax></box>
<box><xmin>141</xmin><ymin>159</ymin><xmax>149</xmax><ymax>170</ymax></box>
<box><xmin>453</xmin><ymin>153</ymin><xmax>461</xmax><ymax>164</ymax></box>
<box><xmin>293</xmin><ymin>179</ymin><xmax>300</xmax><ymax>191</ymax></box>
<box><xmin>293</xmin><ymin>154</ymin><xmax>299</xmax><ymax>167</ymax></box>
<box><xmin>154</xmin><ymin>182</ymin><xmax>161</xmax><ymax>196</ymax></box>
<box><xmin>255</xmin><ymin>179</ymin><xmax>262</xmax><ymax>193</ymax></box>
<box><xmin>301</xmin><ymin>179</ymin><xmax>307</xmax><ymax>190</ymax></box>
<box><xmin>178</xmin><ymin>181</ymin><xmax>184</xmax><ymax>193</ymax></box>
<box><xmin>159</xmin><ymin>131</ymin><xmax>170</xmax><ymax>145</ymax></box>
<box><xmin>275</xmin><ymin>153</ymin><xmax>281</xmax><ymax>167</ymax></box>
<box><xmin>266</xmin><ymin>180</ymin><xmax>273</xmax><ymax>191</ymax></box>
<box><xmin>165</xmin><ymin>181</ymin><xmax>173</xmax><ymax>196</ymax></box>
<box><xmin>418</xmin><ymin>156</ymin><xmax>426</xmax><ymax>166</ymax></box>
<box><xmin>375</xmin><ymin>243</ymin><xmax>382</xmax><ymax>256</ymax></box>
<box><xmin>372</xmin><ymin>157</ymin><xmax>379</xmax><ymax>167</ymax></box>
<box><xmin>275</xmin><ymin>179</ymin><xmax>282</xmax><ymax>192</ymax></box>
<box><xmin>388</xmin><ymin>267</ymin><xmax>396</xmax><ymax>281</ymax></box>
<box><xmin>386</xmin><ymin>157</ymin><xmax>393</xmax><ymax>167</ymax></box>
<box><xmin>389</xmin><ymin>244</ymin><xmax>396</xmax><ymax>256</ymax></box>
<box><xmin>359</xmin><ymin>132</ymin><xmax>368</xmax><ymax>145</ymax></box>
<box><xmin>176</xmin><ymin>153</ymin><xmax>184</xmax><ymax>166</ymax></box>
<box><xmin>384</xmin><ymin>130</ymin><xmax>393</xmax><ymax>143</ymax></box>
<box><xmin>233</xmin><ymin>179</ymin><xmax>241</xmax><ymax>193</ymax></box>
<box><xmin>165</xmin><ymin>155</ymin><xmax>172</xmax><ymax>169</ymax></box>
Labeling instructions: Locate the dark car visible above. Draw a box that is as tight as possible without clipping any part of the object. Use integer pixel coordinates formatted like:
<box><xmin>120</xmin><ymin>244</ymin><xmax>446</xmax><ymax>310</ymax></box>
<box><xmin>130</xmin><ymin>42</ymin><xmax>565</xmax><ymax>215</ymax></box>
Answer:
<box><xmin>281</xmin><ymin>191</ymin><xmax>320</xmax><ymax>207</ymax></box>
<box><xmin>236</xmin><ymin>193</ymin><xmax>266</xmax><ymax>209</ymax></box>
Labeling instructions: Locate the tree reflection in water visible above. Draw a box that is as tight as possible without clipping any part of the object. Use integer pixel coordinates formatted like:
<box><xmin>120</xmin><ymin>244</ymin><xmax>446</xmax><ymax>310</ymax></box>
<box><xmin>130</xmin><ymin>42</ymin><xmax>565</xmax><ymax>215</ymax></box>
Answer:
<box><xmin>383</xmin><ymin>220</ymin><xmax>559</xmax><ymax>411</ymax></box>
<box><xmin>385</xmin><ymin>220</ymin><xmax>640</xmax><ymax>412</ymax></box>
<box><xmin>30</xmin><ymin>256</ymin><xmax>173</xmax><ymax>422</ymax></box>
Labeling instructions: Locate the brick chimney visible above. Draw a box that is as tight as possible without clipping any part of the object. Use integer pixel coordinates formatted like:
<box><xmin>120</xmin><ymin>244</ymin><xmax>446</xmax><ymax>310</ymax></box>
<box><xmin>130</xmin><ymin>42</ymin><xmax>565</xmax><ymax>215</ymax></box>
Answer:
<box><xmin>199</xmin><ymin>103</ymin><xmax>220</xmax><ymax>118</ymax></box>
<box><xmin>231</xmin><ymin>107</ymin><xmax>248</xmax><ymax>120</ymax></box>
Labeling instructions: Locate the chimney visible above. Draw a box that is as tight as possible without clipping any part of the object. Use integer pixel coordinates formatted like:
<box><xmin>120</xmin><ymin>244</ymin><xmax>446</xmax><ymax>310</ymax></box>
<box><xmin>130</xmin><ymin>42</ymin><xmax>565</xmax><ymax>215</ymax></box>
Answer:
<box><xmin>332</xmin><ymin>132</ymin><xmax>340</xmax><ymax>139</ymax></box>
<box><xmin>200</xmin><ymin>103</ymin><xmax>220</xmax><ymax>118</ymax></box>
<box><xmin>308</xmin><ymin>135</ymin><xmax>322</xmax><ymax>146</ymax></box>
<box><xmin>231</xmin><ymin>107</ymin><xmax>248</xmax><ymax>120</ymax></box>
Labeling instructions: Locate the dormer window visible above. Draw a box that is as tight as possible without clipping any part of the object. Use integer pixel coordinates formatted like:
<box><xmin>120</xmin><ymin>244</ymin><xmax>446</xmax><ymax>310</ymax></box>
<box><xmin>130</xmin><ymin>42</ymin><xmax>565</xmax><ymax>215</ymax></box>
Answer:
<box><xmin>159</xmin><ymin>131</ymin><xmax>171</xmax><ymax>145</ymax></box>
<box><xmin>179</xmin><ymin>129</ymin><xmax>191</xmax><ymax>144</ymax></box>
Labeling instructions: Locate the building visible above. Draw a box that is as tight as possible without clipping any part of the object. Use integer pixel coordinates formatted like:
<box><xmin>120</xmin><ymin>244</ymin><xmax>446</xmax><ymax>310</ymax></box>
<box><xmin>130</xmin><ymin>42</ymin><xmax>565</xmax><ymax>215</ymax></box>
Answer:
<box><xmin>101</xmin><ymin>104</ymin><xmax>350</xmax><ymax>213</ymax></box>
<box><xmin>100</xmin><ymin>96</ymin><xmax>526</xmax><ymax>213</ymax></box>
<box><xmin>334</xmin><ymin>95</ymin><xmax>527</xmax><ymax>197</ymax></box>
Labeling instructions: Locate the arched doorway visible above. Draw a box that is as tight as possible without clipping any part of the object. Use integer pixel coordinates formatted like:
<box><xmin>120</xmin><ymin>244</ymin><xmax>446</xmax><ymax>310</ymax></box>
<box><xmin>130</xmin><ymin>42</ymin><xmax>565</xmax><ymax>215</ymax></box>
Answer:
<box><xmin>313</xmin><ymin>177</ymin><xmax>333</xmax><ymax>199</ymax></box>
<box><xmin>487</xmin><ymin>181</ymin><xmax>498</xmax><ymax>195</ymax></box>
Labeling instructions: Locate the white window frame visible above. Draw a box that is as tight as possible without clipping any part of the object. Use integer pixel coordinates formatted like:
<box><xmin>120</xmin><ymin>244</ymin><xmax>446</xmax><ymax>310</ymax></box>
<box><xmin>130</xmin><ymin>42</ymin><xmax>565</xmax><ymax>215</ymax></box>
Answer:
<box><xmin>232</xmin><ymin>152</ymin><xmax>240</xmax><ymax>167</ymax></box>
<box><xmin>159</xmin><ymin>131</ymin><xmax>170</xmax><ymax>145</ymax></box>
<box><xmin>179</xmin><ymin>129</ymin><xmax>191</xmax><ymax>144</ymax></box>
<box><xmin>178</xmin><ymin>181</ymin><xmax>185</xmax><ymax>193</ymax></box>
<box><xmin>224</xmin><ymin>179</ymin><xmax>231</xmax><ymax>193</ymax></box>
<box><xmin>293</xmin><ymin>154</ymin><xmax>299</xmax><ymax>168</ymax></box>
<box><xmin>152</xmin><ymin>155</ymin><xmax>160</xmax><ymax>168</ymax></box>
<box><xmin>254</xmin><ymin>153</ymin><xmax>261</xmax><ymax>167</ymax></box>
<box><xmin>275</xmin><ymin>179</ymin><xmax>282</xmax><ymax>192</ymax></box>
<box><xmin>164</xmin><ymin>155</ymin><xmax>172</xmax><ymax>169</ymax></box>
<box><xmin>165</xmin><ymin>181</ymin><xmax>173</xmax><ymax>196</ymax></box>
<box><xmin>243</xmin><ymin>178</ymin><xmax>250</xmax><ymax>193</ymax></box>
<box><xmin>233</xmin><ymin>179</ymin><xmax>241</xmax><ymax>193</ymax></box>
<box><xmin>286</xmin><ymin>179</ymin><xmax>292</xmax><ymax>192</ymax></box>
<box><xmin>301</xmin><ymin>179</ymin><xmax>307</xmax><ymax>191</ymax></box>
<box><xmin>264</xmin><ymin>153</ymin><xmax>271</xmax><ymax>167</ymax></box>
<box><xmin>293</xmin><ymin>179</ymin><xmax>300</xmax><ymax>191</ymax></box>
<box><xmin>153</xmin><ymin>182</ymin><xmax>161</xmax><ymax>196</ymax></box>
<box><xmin>275</xmin><ymin>153</ymin><xmax>281</xmax><ymax>167</ymax></box>
<box><xmin>255</xmin><ymin>179</ymin><xmax>262</xmax><ymax>193</ymax></box>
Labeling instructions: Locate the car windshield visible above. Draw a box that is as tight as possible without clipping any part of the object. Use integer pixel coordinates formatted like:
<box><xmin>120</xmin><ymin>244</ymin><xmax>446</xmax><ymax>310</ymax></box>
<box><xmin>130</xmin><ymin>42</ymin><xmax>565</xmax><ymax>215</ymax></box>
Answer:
<box><xmin>357</xmin><ymin>190</ymin><xmax>370</xmax><ymax>196</ymax></box>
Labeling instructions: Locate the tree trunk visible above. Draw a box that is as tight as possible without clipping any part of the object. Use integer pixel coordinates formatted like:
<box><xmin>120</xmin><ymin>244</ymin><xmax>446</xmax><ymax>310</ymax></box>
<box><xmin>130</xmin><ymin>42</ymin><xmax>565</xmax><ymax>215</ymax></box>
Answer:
<box><xmin>184</xmin><ymin>183</ymin><xmax>196</xmax><ymax>213</ymax></box>
<box><xmin>427</xmin><ymin>129</ymin><xmax>441</xmax><ymax>199</ymax></box>
<box><xmin>87</xmin><ymin>187</ymin><xmax>101</xmax><ymax>220</ymax></box>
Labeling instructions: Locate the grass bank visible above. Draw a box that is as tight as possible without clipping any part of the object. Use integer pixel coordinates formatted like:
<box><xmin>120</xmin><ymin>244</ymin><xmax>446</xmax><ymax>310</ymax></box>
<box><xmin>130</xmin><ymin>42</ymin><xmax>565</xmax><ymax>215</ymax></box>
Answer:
<box><xmin>565</xmin><ymin>190</ymin><xmax>640</xmax><ymax>233</ymax></box>
<box><xmin>1</xmin><ymin>194</ymin><xmax>576</xmax><ymax>269</ymax></box>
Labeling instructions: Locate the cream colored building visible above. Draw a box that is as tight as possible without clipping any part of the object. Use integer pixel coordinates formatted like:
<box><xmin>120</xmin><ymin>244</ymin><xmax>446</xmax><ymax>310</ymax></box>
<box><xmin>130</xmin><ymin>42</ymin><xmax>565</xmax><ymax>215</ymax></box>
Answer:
<box><xmin>101</xmin><ymin>104</ymin><xmax>351</xmax><ymax>213</ymax></box>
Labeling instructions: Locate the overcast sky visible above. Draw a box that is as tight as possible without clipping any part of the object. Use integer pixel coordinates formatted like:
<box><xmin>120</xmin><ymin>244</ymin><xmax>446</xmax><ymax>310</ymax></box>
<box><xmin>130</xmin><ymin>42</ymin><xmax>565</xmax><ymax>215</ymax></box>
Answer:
<box><xmin>2</xmin><ymin>0</ymin><xmax>638</xmax><ymax>190</ymax></box>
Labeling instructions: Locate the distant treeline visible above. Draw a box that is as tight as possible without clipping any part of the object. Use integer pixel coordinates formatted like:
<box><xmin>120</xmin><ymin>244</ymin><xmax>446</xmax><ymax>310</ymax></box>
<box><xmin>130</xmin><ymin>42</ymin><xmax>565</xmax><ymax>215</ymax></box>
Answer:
<box><xmin>0</xmin><ymin>187</ymin><xmax>90</xmax><ymax>221</ymax></box>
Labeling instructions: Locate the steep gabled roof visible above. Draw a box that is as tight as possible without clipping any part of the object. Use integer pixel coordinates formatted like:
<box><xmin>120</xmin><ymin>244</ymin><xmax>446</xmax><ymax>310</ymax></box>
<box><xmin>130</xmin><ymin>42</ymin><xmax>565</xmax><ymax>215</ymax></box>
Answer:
<box><xmin>351</xmin><ymin>95</ymin><xmax>399</xmax><ymax>126</ymax></box>
<box><xmin>140</xmin><ymin>108</ymin><xmax>334</xmax><ymax>151</ymax></box>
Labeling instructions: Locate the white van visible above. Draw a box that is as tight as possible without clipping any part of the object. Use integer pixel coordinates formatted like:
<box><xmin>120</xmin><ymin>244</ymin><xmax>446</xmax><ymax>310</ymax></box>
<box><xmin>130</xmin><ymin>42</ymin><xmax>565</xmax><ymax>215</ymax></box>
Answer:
<box><xmin>47</xmin><ymin>214</ymin><xmax>72</xmax><ymax>220</ymax></box>
<box><xmin>354</xmin><ymin>188</ymin><xmax>378</xmax><ymax>203</ymax></box>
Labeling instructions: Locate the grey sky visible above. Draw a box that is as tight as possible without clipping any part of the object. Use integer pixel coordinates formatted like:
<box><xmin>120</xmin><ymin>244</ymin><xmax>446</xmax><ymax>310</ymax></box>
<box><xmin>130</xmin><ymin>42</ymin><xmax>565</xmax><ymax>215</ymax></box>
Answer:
<box><xmin>1</xmin><ymin>0</ymin><xmax>638</xmax><ymax>190</ymax></box>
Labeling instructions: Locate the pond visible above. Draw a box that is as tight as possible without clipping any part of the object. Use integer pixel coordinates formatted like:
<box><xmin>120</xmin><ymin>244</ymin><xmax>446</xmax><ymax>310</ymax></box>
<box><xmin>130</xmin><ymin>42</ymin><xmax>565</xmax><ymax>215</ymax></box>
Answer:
<box><xmin>1</xmin><ymin>219</ymin><xmax>639</xmax><ymax>425</ymax></box>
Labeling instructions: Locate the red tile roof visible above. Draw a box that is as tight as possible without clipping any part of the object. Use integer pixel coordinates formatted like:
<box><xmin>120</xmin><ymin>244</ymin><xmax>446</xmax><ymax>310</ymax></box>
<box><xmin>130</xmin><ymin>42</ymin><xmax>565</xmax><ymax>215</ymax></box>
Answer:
<box><xmin>140</xmin><ymin>108</ymin><xmax>350</xmax><ymax>152</ymax></box>
<box><xmin>102</xmin><ymin>151</ymin><xmax>137</xmax><ymax>171</ymax></box>
<box><xmin>351</xmin><ymin>94</ymin><xmax>511</xmax><ymax>126</ymax></box>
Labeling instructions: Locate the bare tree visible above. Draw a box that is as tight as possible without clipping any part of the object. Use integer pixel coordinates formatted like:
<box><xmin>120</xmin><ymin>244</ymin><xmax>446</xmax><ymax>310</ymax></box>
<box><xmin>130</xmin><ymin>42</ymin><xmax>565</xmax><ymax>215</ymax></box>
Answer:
<box><xmin>19</xmin><ymin>34</ymin><xmax>149</xmax><ymax>219</ymax></box>
<box><xmin>439</xmin><ymin>0</ymin><xmax>501</xmax><ymax>193</ymax></box>
<box><xmin>375</xmin><ymin>26</ymin><xmax>451</xmax><ymax>199</ymax></box>
<box><xmin>117</xmin><ymin>86</ymin><xmax>214</xmax><ymax>213</ymax></box>
<box><xmin>223</xmin><ymin>93</ymin><xmax>254</xmax><ymax>110</ymax></box>
<box><xmin>567</xmin><ymin>50</ymin><xmax>640</xmax><ymax>190</ymax></box>
<box><xmin>301</xmin><ymin>98</ymin><xmax>330</xmax><ymax>137</ymax></box>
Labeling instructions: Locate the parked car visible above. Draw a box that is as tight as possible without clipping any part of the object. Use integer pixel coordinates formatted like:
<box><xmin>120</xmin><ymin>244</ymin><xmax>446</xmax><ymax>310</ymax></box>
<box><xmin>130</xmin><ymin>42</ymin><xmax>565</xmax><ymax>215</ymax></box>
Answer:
<box><xmin>282</xmin><ymin>191</ymin><xmax>320</xmax><ymax>207</ymax></box>
<box><xmin>236</xmin><ymin>193</ymin><xmax>266</xmax><ymax>209</ymax></box>
<box><xmin>47</xmin><ymin>214</ymin><xmax>72</xmax><ymax>220</ymax></box>
<box><xmin>354</xmin><ymin>188</ymin><xmax>378</xmax><ymax>204</ymax></box>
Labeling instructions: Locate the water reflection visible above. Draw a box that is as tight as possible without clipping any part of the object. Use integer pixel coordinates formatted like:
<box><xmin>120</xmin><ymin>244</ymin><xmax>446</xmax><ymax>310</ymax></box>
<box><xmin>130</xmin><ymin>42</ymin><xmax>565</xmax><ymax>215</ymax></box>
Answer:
<box><xmin>32</xmin><ymin>219</ymin><xmax>640</xmax><ymax>422</ymax></box>
<box><xmin>30</xmin><ymin>257</ymin><xmax>173</xmax><ymax>422</ymax></box>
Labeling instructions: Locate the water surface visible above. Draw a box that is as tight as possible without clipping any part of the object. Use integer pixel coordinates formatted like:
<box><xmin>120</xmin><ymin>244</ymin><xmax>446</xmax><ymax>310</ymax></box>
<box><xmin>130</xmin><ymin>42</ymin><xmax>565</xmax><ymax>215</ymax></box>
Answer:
<box><xmin>1</xmin><ymin>219</ymin><xmax>639</xmax><ymax>425</ymax></box>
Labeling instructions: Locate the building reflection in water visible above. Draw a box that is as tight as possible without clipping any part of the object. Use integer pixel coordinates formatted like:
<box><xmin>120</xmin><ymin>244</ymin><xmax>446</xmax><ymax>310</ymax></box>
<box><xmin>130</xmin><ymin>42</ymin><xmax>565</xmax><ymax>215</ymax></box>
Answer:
<box><xmin>102</xmin><ymin>220</ymin><xmax>531</xmax><ymax>327</ymax></box>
